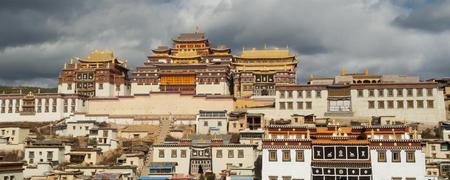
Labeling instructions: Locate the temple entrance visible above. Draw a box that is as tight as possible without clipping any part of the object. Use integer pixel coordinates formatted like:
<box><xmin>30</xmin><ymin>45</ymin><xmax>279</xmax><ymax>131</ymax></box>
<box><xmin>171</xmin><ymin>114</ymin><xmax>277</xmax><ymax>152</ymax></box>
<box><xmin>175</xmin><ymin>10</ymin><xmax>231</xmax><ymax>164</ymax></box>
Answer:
<box><xmin>261</xmin><ymin>89</ymin><xmax>269</xmax><ymax>96</ymax></box>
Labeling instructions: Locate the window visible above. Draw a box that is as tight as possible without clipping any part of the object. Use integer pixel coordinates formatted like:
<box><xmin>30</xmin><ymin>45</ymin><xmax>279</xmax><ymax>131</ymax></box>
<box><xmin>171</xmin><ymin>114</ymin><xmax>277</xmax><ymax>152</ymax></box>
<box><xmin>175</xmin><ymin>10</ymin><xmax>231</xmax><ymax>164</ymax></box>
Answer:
<box><xmin>407</xmin><ymin>100</ymin><xmax>414</xmax><ymax>108</ymax></box>
<box><xmin>427</xmin><ymin>100</ymin><xmax>434</xmax><ymax>108</ymax></box>
<box><xmin>99</xmin><ymin>83</ymin><xmax>103</xmax><ymax>90</ymax></box>
<box><xmin>427</xmin><ymin>89</ymin><xmax>433</xmax><ymax>96</ymax></box>
<box><xmin>392</xmin><ymin>151</ymin><xmax>401</xmax><ymax>162</ymax></box>
<box><xmin>387</xmin><ymin>101</ymin><xmax>394</xmax><ymax>109</ymax></box>
<box><xmin>357</xmin><ymin>89</ymin><xmax>364</xmax><ymax>97</ymax></box>
<box><xmin>29</xmin><ymin>151</ymin><xmax>35</xmax><ymax>158</ymax></box>
<box><xmin>378</xmin><ymin>151</ymin><xmax>386</xmax><ymax>162</ymax></box>
<box><xmin>216</xmin><ymin>150</ymin><xmax>222</xmax><ymax>158</ymax></box>
<box><xmin>378</xmin><ymin>101</ymin><xmax>385</xmax><ymax>109</ymax></box>
<box><xmin>388</xmin><ymin>89</ymin><xmax>394</xmax><ymax>97</ymax></box>
<box><xmin>171</xmin><ymin>149</ymin><xmax>177</xmax><ymax>158</ymax></box>
<box><xmin>269</xmin><ymin>150</ymin><xmax>277</xmax><ymax>161</ymax></box>
<box><xmin>306</xmin><ymin>91</ymin><xmax>311</xmax><ymax>98</ymax></box>
<box><xmin>297</xmin><ymin>102</ymin><xmax>303</xmax><ymax>109</ymax></box>
<box><xmin>397</xmin><ymin>89</ymin><xmax>403</xmax><ymax>97</ymax></box>
<box><xmin>296</xmin><ymin>150</ymin><xmax>304</xmax><ymax>162</ymax></box>
<box><xmin>158</xmin><ymin>150</ymin><xmax>164</xmax><ymax>158</ymax></box>
<box><xmin>269</xmin><ymin>176</ymin><xmax>278</xmax><ymax>180</ymax></box>
<box><xmin>405</xmin><ymin>178</ymin><xmax>416</xmax><ymax>180</ymax></box>
<box><xmin>287</xmin><ymin>102</ymin><xmax>293</xmax><ymax>110</ymax></box>
<box><xmin>417</xmin><ymin>89</ymin><xmax>423</xmax><ymax>97</ymax></box>
<box><xmin>392</xmin><ymin>178</ymin><xmax>402</xmax><ymax>180</ymax></box>
<box><xmin>279</xmin><ymin>91</ymin><xmax>285</xmax><ymax>98</ymax></box>
<box><xmin>305</xmin><ymin>102</ymin><xmax>312</xmax><ymax>109</ymax></box>
<box><xmin>87</xmin><ymin>154</ymin><xmax>91</xmax><ymax>159</ymax></box>
<box><xmin>368</xmin><ymin>101</ymin><xmax>375</xmax><ymax>109</ymax></box>
<box><xmin>67</xmin><ymin>84</ymin><xmax>72</xmax><ymax>90</ymax></box>
<box><xmin>297</xmin><ymin>91</ymin><xmax>303</xmax><ymax>98</ymax></box>
<box><xmin>282</xmin><ymin>176</ymin><xmax>292</xmax><ymax>180</ymax></box>
<box><xmin>218</xmin><ymin>121</ymin><xmax>222</xmax><ymax>126</ymax></box>
<box><xmin>316</xmin><ymin>90</ymin><xmax>321</xmax><ymax>98</ymax></box>
<box><xmin>204</xmin><ymin>121</ymin><xmax>208</xmax><ymax>126</ymax></box>
<box><xmin>238</xmin><ymin>149</ymin><xmax>244</xmax><ymax>158</ymax></box>
<box><xmin>407</xmin><ymin>89</ymin><xmax>413</xmax><ymax>96</ymax></box>
<box><xmin>181</xmin><ymin>150</ymin><xmax>187</xmax><ymax>158</ymax></box>
<box><xmin>47</xmin><ymin>151</ymin><xmax>53</xmax><ymax>160</ymax></box>
<box><xmin>397</xmin><ymin>100</ymin><xmax>404</xmax><ymax>108</ymax></box>
<box><xmin>417</xmin><ymin>100</ymin><xmax>424</xmax><ymax>108</ymax></box>
<box><xmin>282</xmin><ymin>150</ymin><xmax>291</xmax><ymax>162</ymax></box>
<box><xmin>378</xmin><ymin>89</ymin><xmax>384</xmax><ymax>97</ymax></box>
<box><xmin>406</xmin><ymin>151</ymin><xmax>415</xmax><ymax>162</ymax></box>
<box><xmin>228</xmin><ymin>150</ymin><xmax>234</xmax><ymax>158</ymax></box>
<box><xmin>279</xmin><ymin>102</ymin><xmax>285</xmax><ymax>110</ymax></box>
<box><xmin>369</xmin><ymin>89</ymin><xmax>374</xmax><ymax>97</ymax></box>
<box><xmin>287</xmin><ymin>91</ymin><xmax>293</xmax><ymax>98</ymax></box>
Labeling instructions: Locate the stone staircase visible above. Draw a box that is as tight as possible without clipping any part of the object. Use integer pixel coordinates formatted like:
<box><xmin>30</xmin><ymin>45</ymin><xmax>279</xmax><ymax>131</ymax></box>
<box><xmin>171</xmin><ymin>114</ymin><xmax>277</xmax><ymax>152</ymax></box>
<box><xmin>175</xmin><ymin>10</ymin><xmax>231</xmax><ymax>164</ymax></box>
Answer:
<box><xmin>140</xmin><ymin>115</ymin><xmax>174</xmax><ymax>176</ymax></box>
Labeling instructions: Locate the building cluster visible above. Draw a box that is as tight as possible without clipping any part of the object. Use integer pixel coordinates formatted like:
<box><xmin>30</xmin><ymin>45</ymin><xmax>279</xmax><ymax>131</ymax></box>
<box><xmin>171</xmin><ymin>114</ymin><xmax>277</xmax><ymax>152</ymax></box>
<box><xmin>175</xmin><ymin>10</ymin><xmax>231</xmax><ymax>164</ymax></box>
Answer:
<box><xmin>0</xmin><ymin>31</ymin><xmax>449</xmax><ymax>180</ymax></box>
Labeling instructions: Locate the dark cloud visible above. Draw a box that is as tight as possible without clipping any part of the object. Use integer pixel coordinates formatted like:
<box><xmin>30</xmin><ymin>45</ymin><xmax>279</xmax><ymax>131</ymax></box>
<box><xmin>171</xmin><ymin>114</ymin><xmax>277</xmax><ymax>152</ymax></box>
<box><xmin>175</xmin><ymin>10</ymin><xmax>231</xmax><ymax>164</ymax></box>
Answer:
<box><xmin>0</xmin><ymin>1</ymin><xmax>93</xmax><ymax>49</ymax></box>
<box><xmin>0</xmin><ymin>0</ymin><xmax>449</xmax><ymax>87</ymax></box>
<box><xmin>393</xmin><ymin>0</ymin><xmax>450</xmax><ymax>33</ymax></box>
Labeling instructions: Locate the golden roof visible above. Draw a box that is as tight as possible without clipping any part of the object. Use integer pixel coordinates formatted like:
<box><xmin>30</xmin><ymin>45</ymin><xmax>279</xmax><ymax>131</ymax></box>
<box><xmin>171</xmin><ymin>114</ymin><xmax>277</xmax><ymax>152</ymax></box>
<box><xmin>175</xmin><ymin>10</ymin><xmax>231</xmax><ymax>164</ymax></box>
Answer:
<box><xmin>78</xmin><ymin>50</ymin><xmax>124</xmax><ymax>64</ymax></box>
<box><xmin>238</xmin><ymin>48</ymin><xmax>294</xmax><ymax>59</ymax></box>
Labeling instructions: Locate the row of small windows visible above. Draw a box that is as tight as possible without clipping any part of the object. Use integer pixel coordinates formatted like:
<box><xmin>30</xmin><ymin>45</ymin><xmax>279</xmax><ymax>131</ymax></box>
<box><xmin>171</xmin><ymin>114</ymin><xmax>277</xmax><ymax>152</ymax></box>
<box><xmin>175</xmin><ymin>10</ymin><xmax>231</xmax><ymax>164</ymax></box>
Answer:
<box><xmin>368</xmin><ymin>100</ymin><xmax>434</xmax><ymax>109</ymax></box>
<box><xmin>203</xmin><ymin>121</ymin><xmax>223</xmax><ymax>127</ymax></box>
<box><xmin>0</xmin><ymin>99</ymin><xmax>76</xmax><ymax>113</ymax></box>
<box><xmin>279</xmin><ymin>101</ymin><xmax>312</xmax><ymax>110</ymax></box>
<box><xmin>267</xmin><ymin>150</ymin><xmax>415</xmax><ymax>163</ymax></box>
<box><xmin>158</xmin><ymin>149</ymin><xmax>245</xmax><ymax>158</ymax></box>
<box><xmin>279</xmin><ymin>90</ymin><xmax>322</xmax><ymax>99</ymax></box>
<box><xmin>268</xmin><ymin>150</ymin><xmax>305</xmax><ymax>162</ymax></box>
<box><xmin>377</xmin><ymin>150</ymin><xmax>415</xmax><ymax>163</ymax></box>
<box><xmin>357</xmin><ymin>88</ymin><xmax>433</xmax><ymax>97</ymax></box>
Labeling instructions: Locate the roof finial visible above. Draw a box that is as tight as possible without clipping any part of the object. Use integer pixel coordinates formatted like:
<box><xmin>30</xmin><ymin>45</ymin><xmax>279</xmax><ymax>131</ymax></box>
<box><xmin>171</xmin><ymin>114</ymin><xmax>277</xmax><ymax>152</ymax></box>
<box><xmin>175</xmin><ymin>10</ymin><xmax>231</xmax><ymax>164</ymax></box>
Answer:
<box><xmin>341</xmin><ymin>68</ymin><xmax>347</xmax><ymax>76</ymax></box>
<box><xmin>195</xmin><ymin>25</ymin><xmax>200</xmax><ymax>33</ymax></box>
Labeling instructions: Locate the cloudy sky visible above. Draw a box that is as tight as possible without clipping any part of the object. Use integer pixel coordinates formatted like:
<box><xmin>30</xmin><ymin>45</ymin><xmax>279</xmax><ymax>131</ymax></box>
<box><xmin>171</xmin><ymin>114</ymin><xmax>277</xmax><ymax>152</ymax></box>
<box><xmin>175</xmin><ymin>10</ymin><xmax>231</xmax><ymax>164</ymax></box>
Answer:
<box><xmin>1</xmin><ymin>0</ymin><xmax>449</xmax><ymax>87</ymax></box>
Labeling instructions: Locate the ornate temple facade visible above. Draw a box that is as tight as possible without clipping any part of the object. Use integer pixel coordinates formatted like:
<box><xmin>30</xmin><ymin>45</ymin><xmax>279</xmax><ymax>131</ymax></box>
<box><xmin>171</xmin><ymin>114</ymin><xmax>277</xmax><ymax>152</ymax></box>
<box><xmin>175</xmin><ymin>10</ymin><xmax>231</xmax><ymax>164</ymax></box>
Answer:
<box><xmin>131</xmin><ymin>31</ymin><xmax>233</xmax><ymax>95</ymax></box>
<box><xmin>233</xmin><ymin>48</ymin><xmax>298</xmax><ymax>98</ymax></box>
<box><xmin>262</xmin><ymin>123</ymin><xmax>425</xmax><ymax>180</ymax></box>
<box><xmin>58</xmin><ymin>50</ymin><xmax>130</xmax><ymax>97</ymax></box>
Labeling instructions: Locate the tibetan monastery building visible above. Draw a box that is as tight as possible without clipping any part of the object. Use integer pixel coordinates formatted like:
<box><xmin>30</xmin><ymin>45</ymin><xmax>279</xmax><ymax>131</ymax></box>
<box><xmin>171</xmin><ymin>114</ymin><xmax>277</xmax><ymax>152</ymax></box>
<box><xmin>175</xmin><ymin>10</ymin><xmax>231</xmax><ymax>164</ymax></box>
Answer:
<box><xmin>233</xmin><ymin>48</ymin><xmax>298</xmax><ymax>98</ymax></box>
<box><xmin>131</xmin><ymin>31</ymin><xmax>233</xmax><ymax>95</ymax></box>
<box><xmin>262</xmin><ymin>123</ymin><xmax>425</xmax><ymax>180</ymax></box>
<box><xmin>58</xmin><ymin>50</ymin><xmax>130</xmax><ymax>97</ymax></box>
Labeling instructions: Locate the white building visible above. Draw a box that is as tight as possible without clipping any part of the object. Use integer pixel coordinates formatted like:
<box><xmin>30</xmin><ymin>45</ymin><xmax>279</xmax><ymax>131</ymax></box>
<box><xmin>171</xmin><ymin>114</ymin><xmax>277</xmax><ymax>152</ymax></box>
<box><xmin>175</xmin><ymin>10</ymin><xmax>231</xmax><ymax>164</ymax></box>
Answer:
<box><xmin>24</xmin><ymin>140</ymin><xmax>65</xmax><ymax>166</ymax></box>
<box><xmin>88</xmin><ymin>127</ymin><xmax>118</xmax><ymax>152</ymax></box>
<box><xmin>272</xmin><ymin>82</ymin><xmax>445</xmax><ymax>126</ymax></box>
<box><xmin>65</xmin><ymin>148</ymin><xmax>102</xmax><ymax>165</ymax></box>
<box><xmin>0</xmin><ymin>92</ymin><xmax>86</xmax><ymax>122</ymax></box>
<box><xmin>152</xmin><ymin>136</ymin><xmax>258</xmax><ymax>176</ymax></box>
<box><xmin>0</xmin><ymin>127</ymin><xmax>30</xmax><ymax>144</ymax></box>
<box><xmin>261</xmin><ymin>124</ymin><xmax>425</xmax><ymax>180</ymax></box>
<box><xmin>63</xmin><ymin>120</ymin><xmax>98</xmax><ymax>137</ymax></box>
<box><xmin>196</xmin><ymin>110</ymin><xmax>228</xmax><ymax>134</ymax></box>
<box><xmin>0</xmin><ymin>162</ymin><xmax>23</xmax><ymax>180</ymax></box>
